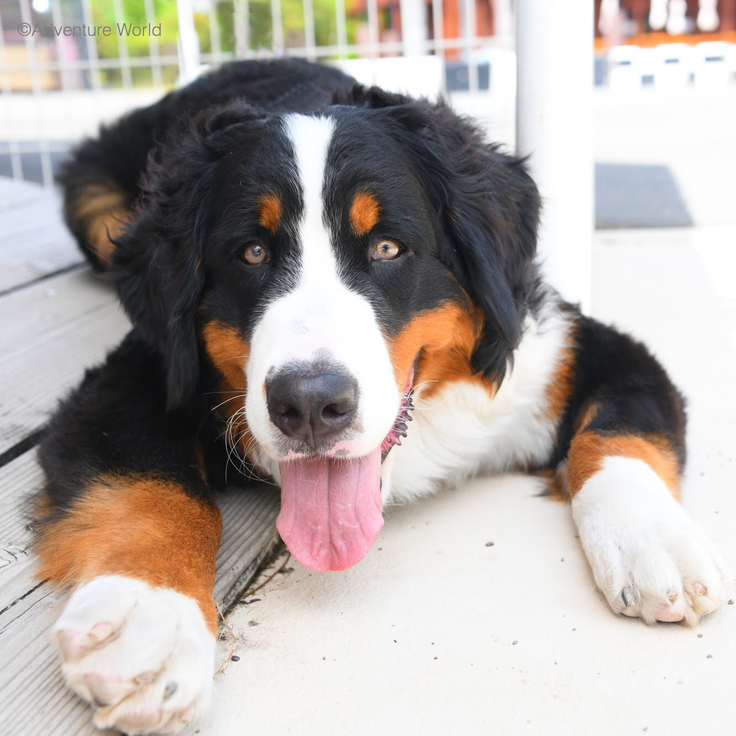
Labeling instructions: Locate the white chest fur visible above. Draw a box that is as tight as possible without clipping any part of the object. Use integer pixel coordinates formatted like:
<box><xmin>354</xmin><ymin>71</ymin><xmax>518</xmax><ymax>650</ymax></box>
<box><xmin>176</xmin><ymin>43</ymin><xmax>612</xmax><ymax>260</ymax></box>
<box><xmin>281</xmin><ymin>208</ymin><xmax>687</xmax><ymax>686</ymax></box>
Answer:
<box><xmin>386</xmin><ymin>299</ymin><xmax>571</xmax><ymax>504</ymax></box>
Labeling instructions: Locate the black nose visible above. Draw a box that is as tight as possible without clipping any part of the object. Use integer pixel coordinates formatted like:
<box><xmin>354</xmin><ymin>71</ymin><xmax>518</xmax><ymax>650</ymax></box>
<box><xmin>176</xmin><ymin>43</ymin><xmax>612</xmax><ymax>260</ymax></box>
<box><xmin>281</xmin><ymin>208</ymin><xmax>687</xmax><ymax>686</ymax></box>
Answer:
<box><xmin>266</xmin><ymin>367</ymin><xmax>359</xmax><ymax>449</ymax></box>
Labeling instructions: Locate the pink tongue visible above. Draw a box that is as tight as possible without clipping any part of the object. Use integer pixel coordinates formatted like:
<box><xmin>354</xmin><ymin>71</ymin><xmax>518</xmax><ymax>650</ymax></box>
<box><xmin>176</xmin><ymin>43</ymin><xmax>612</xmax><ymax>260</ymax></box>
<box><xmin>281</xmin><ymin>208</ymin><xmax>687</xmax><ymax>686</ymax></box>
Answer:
<box><xmin>276</xmin><ymin>448</ymin><xmax>383</xmax><ymax>572</ymax></box>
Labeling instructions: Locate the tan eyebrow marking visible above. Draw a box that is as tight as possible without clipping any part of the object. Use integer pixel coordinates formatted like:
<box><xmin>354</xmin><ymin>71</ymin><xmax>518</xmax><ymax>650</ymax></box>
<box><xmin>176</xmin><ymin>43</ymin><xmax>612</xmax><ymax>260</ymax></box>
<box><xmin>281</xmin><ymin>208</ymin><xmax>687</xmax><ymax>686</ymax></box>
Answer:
<box><xmin>258</xmin><ymin>193</ymin><xmax>282</xmax><ymax>234</ymax></box>
<box><xmin>349</xmin><ymin>191</ymin><xmax>381</xmax><ymax>235</ymax></box>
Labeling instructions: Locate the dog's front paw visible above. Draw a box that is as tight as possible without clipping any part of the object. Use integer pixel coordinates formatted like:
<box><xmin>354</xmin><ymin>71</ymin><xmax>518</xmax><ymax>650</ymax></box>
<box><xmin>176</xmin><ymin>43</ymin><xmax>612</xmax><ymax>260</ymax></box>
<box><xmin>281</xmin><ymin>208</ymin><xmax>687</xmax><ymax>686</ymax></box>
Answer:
<box><xmin>53</xmin><ymin>575</ymin><xmax>216</xmax><ymax>735</ymax></box>
<box><xmin>572</xmin><ymin>457</ymin><xmax>732</xmax><ymax>626</ymax></box>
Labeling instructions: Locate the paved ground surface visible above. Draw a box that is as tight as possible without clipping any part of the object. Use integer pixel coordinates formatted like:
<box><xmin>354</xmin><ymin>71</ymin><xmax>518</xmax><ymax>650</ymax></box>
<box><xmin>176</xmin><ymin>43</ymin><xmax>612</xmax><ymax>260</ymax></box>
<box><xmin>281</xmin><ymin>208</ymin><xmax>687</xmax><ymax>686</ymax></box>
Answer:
<box><xmin>202</xmin><ymin>223</ymin><xmax>736</xmax><ymax>736</ymax></box>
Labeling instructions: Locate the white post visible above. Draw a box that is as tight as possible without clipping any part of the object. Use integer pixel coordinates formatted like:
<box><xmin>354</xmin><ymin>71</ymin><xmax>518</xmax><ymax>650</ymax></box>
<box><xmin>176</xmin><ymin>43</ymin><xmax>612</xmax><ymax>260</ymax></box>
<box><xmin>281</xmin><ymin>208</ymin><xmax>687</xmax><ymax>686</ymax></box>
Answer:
<box><xmin>515</xmin><ymin>0</ymin><xmax>593</xmax><ymax>312</ymax></box>
<box><xmin>493</xmin><ymin>0</ymin><xmax>513</xmax><ymax>47</ymax></box>
<box><xmin>401</xmin><ymin>0</ymin><xmax>428</xmax><ymax>56</ymax></box>
<box><xmin>177</xmin><ymin>0</ymin><xmax>201</xmax><ymax>84</ymax></box>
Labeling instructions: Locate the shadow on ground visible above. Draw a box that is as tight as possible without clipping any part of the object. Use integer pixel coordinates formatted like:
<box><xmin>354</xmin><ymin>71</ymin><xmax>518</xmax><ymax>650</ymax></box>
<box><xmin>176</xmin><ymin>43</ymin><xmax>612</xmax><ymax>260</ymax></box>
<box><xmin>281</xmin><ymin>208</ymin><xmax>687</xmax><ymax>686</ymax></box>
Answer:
<box><xmin>595</xmin><ymin>162</ymin><xmax>694</xmax><ymax>229</ymax></box>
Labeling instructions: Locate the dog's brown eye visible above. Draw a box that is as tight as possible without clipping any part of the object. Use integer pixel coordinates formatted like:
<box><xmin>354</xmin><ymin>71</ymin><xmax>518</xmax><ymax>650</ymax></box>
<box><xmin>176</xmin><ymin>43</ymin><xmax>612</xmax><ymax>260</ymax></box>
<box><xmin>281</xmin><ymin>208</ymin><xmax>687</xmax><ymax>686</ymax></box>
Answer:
<box><xmin>373</xmin><ymin>239</ymin><xmax>402</xmax><ymax>261</ymax></box>
<box><xmin>242</xmin><ymin>244</ymin><xmax>269</xmax><ymax>265</ymax></box>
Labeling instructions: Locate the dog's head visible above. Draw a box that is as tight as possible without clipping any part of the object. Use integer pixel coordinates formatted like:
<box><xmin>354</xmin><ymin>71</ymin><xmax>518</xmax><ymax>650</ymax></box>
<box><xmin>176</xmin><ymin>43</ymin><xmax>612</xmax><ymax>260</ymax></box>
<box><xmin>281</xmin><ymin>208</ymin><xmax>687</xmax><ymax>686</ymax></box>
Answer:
<box><xmin>114</xmin><ymin>86</ymin><xmax>540</xmax><ymax>572</ymax></box>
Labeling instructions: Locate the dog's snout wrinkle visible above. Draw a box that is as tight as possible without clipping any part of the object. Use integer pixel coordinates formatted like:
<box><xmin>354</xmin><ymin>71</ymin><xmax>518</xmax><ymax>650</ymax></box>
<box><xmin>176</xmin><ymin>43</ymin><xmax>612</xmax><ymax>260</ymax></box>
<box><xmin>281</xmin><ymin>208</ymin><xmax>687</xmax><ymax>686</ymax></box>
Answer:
<box><xmin>266</xmin><ymin>367</ymin><xmax>358</xmax><ymax>449</ymax></box>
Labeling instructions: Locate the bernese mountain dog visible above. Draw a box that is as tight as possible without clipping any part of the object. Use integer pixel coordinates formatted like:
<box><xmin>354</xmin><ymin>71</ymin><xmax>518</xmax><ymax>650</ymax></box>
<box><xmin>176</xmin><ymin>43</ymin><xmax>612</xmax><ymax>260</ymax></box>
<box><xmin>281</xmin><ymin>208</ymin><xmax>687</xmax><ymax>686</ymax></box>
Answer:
<box><xmin>35</xmin><ymin>58</ymin><xmax>730</xmax><ymax>734</ymax></box>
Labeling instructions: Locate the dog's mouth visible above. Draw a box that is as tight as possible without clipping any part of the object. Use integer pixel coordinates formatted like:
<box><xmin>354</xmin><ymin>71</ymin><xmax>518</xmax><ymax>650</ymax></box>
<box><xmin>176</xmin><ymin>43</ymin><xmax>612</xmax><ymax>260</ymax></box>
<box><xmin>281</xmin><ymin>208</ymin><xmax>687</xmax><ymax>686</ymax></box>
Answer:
<box><xmin>276</xmin><ymin>369</ymin><xmax>415</xmax><ymax>572</ymax></box>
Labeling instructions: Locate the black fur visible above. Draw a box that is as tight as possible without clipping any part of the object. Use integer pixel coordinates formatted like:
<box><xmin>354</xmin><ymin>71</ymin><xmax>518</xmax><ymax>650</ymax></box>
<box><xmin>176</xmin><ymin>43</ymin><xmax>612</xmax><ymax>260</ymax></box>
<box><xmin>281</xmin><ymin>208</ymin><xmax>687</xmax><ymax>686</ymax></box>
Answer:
<box><xmin>332</xmin><ymin>86</ymin><xmax>541</xmax><ymax>379</ymax></box>
<box><xmin>58</xmin><ymin>59</ymin><xmax>357</xmax><ymax>271</ymax></box>
<box><xmin>38</xmin><ymin>331</ymin><xmax>218</xmax><ymax>526</ymax></box>
<box><xmin>550</xmin><ymin>311</ymin><xmax>687</xmax><ymax>472</ymax></box>
<box><xmin>41</xmin><ymin>59</ymin><xmax>686</xmax><ymax>541</ymax></box>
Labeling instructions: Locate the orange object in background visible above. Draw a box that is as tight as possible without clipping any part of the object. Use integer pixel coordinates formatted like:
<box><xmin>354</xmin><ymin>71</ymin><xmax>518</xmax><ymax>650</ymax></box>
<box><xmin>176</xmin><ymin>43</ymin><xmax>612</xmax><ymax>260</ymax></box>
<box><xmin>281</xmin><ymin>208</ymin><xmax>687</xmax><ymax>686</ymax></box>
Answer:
<box><xmin>595</xmin><ymin>0</ymin><xmax>736</xmax><ymax>49</ymax></box>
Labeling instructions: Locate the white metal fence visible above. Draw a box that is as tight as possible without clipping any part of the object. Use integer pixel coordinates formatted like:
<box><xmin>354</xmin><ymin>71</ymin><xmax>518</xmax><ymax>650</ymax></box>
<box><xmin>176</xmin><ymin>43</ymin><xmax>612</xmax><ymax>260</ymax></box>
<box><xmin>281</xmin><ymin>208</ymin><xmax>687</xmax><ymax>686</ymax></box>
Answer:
<box><xmin>3</xmin><ymin>0</ymin><xmax>736</xmax><ymax>189</ymax></box>
<box><xmin>0</xmin><ymin>0</ymin><xmax>516</xmax><ymax>187</ymax></box>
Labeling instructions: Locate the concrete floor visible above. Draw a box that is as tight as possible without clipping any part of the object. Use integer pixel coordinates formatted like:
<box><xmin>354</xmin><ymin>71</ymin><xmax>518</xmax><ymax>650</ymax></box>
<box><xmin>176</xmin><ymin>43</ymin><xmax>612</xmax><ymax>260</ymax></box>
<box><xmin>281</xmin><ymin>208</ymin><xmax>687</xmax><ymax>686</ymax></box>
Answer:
<box><xmin>198</xmin><ymin>225</ymin><xmax>736</xmax><ymax>735</ymax></box>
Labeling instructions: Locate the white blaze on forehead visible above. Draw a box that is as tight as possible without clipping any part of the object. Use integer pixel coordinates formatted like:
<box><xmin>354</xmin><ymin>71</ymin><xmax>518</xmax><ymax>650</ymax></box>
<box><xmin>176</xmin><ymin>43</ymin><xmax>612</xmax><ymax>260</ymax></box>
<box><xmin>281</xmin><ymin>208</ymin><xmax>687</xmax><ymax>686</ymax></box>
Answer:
<box><xmin>244</xmin><ymin>113</ymin><xmax>399</xmax><ymax>461</ymax></box>
<box><xmin>284</xmin><ymin>114</ymin><xmax>337</xmax><ymax>280</ymax></box>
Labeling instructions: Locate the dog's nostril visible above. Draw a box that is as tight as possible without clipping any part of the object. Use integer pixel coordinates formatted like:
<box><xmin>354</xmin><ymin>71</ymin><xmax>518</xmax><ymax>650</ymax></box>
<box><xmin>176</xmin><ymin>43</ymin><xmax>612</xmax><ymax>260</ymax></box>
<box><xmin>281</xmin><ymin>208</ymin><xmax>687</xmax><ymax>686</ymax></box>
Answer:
<box><xmin>279</xmin><ymin>406</ymin><xmax>300</xmax><ymax>422</ymax></box>
<box><xmin>322</xmin><ymin>402</ymin><xmax>352</xmax><ymax>420</ymax></box>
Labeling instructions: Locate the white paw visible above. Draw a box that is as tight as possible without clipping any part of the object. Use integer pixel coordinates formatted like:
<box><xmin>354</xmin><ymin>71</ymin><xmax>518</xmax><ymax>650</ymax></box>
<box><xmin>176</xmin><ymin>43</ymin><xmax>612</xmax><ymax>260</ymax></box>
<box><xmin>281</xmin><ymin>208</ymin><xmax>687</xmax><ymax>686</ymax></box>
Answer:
<box><xmin>572</xmin><ymin>457</ymin><xmax>732</xmax><ymax>626</ymax></box>
<box><xmin>53</xmin><ymin>576</ymin><xmax>216</xmax><ymax>735</ymax></box>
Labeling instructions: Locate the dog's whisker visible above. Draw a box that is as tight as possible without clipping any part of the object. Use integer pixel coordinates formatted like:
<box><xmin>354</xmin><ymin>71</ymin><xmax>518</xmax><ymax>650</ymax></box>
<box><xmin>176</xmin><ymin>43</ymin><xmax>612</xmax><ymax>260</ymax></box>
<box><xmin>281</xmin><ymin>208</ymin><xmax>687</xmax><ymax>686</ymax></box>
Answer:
<box><xmin>216</xmin><ymin>408</ymin><xmax>278</xmax><ymax>487</ymax></box>
<box><xmin>210</xmin><ymin>393</ymin><xmax>247</xmax><ymax>413</ymax></box>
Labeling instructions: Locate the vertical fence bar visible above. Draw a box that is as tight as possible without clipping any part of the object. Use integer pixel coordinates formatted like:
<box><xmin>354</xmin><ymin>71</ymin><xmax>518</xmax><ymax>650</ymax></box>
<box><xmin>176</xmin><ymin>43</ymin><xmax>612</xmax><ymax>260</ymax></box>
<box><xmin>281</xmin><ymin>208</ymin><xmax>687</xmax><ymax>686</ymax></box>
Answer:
<box><xmin>303</xmin><ymin>0</ymin><xmax>317</xmax><ymax>60</ymax></box>
<box><xmin>80</xmin><ymin>0</ymin><xmax>103</xmax><ymax>89</ymax></box>
<box><xmin>401</xmin><ymin>0</ymin><xmax>428</xmax><ymax>56</ymax></box>
<box><xmin>367</xmin><ymin>0</ymin><xmax>380</xmax><ymax>59</ymax></box>
<box><xmin>49</xmin><ymin>0</ymin><xmax>71</xmax><ymax>90</ymax></box>
<box><xmin>431</xmin><ymin>0</ymin><xmax>446</xmax><ymax>93</ymax></box>
<box><xmin>335</xmin><ymin>0</ymin><xmax>348</xmax><ymax>58</ymax></box>
<box><xmin>49</xmin><ymin>0</ymin><xmax>78</xmax><ymax>159</ymax></box>
<box><xmin>516</xmin><ymin>0</ymin><xmax>594</xmax><ymax>310</ymax></box>
<box><xmin>270</xmin><ymin>0</ymin><xmax>285</xmax><ymax>55</ymax></box>
<box><xmin>19</xmin><ymin>0</ymin><xmax>53</xmax><ymax>187</ymax></box>
<box><xmin>0</xmin><ymin>9</ymin><xmax>24</xmax><ymax>181</ymax></box>
<box><xmin>111</xmin><ymin>0</ymin><xmax>134</xmax><ymax>87</ymax></box>
<box><xmin>143</xmin><ymin>0</ymin><xmax>163</xmax><ymax>87</ymax></box>
<box><xmin>462</xmin><ymin>0</ymin><xmax>477</xmax><ymax>91</ymax></box>
<box><xmin>431</xmin><ymin>0</ymin><xmax>445</xmax><ymax>59</ymax></box>
<box><xmin>177</xmin><ymin>0</ymin><xmax>201</xmax><ymax>82</ymax></box>
<box><xmin>234</xmin><ymin>0</ymin><xmax>250</xmax><ymax>58</ymax></box>
<box><xmin>493</xmin><ymin>0</ymin><xmax>513</xmax><ymax>47</ymax></box>
<box><xmin>209</xmin><ymin>0</ymin><xmax>223</xmax><ymax>63</ymax></box>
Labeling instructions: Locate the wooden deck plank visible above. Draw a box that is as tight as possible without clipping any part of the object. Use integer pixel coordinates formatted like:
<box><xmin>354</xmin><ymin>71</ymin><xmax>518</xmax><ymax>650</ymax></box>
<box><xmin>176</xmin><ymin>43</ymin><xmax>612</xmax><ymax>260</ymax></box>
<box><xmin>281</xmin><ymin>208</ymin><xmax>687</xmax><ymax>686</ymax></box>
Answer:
<box><xmin>0</xmin><ymin>585</ymin><xmax>99</xmax><ymax>736</ymax></box>
<box><xmin>0</xmin><ymin>176</ymin><xmax>50</xmax><ymax>213</ymax></box>
<box><xmin>0</xmin><ymin>268</ymin><xmax>114</xmax><ymax>360</ymax></box>
<box><xmin>0</xmin><ymin>179</ymin><xmax>83</xmax><ymax>295</ymax></box>
<box><xmin>0</xmin><ymin>271</ymin><xmax>130</xmax><ymax>457</ymax></box>
<box><xmin>0</xmin><ymin>450</ymin><xmax>42</xmax><ymax>615</ymax></box>
<box><xmin>214</xmin><ymin>485</ymin><xmax>281</xmax><ymax>610</ymax></box>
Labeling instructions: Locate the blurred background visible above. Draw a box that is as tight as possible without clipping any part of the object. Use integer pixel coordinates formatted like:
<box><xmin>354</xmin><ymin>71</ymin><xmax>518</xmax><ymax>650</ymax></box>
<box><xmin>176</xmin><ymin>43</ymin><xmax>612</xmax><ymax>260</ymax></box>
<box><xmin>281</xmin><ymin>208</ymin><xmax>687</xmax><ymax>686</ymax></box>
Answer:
<box><xmin>0</xmin><ymin>0</ymin><xmax>734</xmax><ymax>231</ymax></box>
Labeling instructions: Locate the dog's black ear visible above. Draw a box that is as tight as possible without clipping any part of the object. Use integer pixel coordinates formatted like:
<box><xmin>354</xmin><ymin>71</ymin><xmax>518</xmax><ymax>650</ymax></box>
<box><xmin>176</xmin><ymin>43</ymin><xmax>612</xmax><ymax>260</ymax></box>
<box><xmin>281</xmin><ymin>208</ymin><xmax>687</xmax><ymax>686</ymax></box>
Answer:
<box><xmin>112</xmin><ymin>104</ymin><xmax>263</xmax><ymax>409</ymax></box>
<box><xmin>425</xmin><ymin>104</ymin><xmax>541</xmax><ymax>379</ymax></box>
<box><xmin>357</xmin><ymin>95</ymin><xmax>541</xmax><ymax>378</ymax></box>
<box><xmin>333</xmin><ymin>83</ymin><xmax>414</xmax><ymax>109</ymax></box>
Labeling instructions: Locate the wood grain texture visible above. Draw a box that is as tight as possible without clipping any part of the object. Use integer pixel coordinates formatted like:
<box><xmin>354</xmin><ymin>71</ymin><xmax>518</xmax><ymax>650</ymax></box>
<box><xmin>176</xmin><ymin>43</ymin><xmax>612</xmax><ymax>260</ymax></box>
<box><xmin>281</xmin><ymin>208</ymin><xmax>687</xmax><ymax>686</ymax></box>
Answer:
<box><xmin>0</xmin><ymin>180</ymin><xmax>83</xmax><ymax>295</ymax></box>
<box><xmin>0</xmin><ymin>450</ymin><xmax>42</xmax><ymax>615</ymax></box>
<box><xmin>0</xmin><ymin>268</ymin><xmax>115</xmax><ymax>359</ymax></box>
<box><xmin>0</xmin><ymin>272</ymin><xmax>130</xmax><ymax>456</ymax></box>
